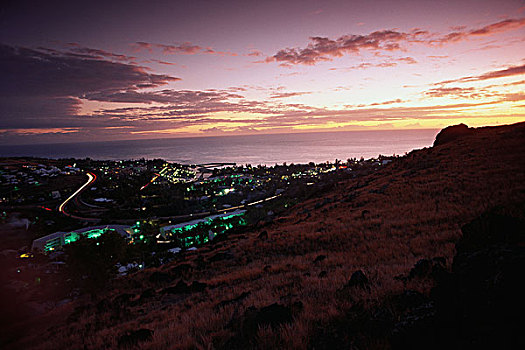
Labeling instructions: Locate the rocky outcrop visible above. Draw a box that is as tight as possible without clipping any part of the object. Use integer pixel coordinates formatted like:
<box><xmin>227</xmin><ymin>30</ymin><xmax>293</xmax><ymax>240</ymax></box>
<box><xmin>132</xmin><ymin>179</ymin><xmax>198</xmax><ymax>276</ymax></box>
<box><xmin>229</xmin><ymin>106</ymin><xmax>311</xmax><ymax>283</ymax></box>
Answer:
<box><xmin>394</xmin><ymin>210</ymin><xmax>525</xmax><ymax>349</ymax></box>
<box><xmin>433</xmin><ymin>123</ymin><xmax>474</xmax><ymax>146</ymax></box>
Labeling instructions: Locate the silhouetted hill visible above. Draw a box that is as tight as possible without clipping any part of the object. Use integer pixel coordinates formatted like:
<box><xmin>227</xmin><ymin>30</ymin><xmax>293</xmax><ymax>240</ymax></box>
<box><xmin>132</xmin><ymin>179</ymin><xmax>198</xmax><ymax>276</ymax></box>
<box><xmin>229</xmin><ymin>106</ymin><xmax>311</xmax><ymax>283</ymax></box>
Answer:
<box><xmin>433</xmin><ymin>123</ymin><xmax>474</xmax><ymax>146</ymax></box>
<box><xmin>8</xmin><ymin>122</ymin><xmax>525</xmax><ymax>349</ymax></box>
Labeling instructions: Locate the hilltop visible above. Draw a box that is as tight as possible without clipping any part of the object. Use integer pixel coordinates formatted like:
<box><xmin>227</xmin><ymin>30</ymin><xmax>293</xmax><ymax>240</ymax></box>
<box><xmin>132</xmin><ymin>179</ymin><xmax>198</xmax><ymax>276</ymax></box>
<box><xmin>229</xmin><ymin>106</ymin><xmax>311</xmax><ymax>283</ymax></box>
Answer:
<box><xmin>6</xmin><ymin>122</ymin><xmax>525</xmax><ymax>349</ymax></box>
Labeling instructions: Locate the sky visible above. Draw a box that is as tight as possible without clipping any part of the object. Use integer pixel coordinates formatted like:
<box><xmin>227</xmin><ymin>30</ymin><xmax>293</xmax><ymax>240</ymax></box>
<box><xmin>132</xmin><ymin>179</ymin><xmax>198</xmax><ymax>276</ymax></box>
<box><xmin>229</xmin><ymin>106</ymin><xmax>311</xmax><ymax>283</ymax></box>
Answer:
<box><xmin>0</xmin><ymin>0</ymin><xmax>524</xmax><ymax>144</ymax></box>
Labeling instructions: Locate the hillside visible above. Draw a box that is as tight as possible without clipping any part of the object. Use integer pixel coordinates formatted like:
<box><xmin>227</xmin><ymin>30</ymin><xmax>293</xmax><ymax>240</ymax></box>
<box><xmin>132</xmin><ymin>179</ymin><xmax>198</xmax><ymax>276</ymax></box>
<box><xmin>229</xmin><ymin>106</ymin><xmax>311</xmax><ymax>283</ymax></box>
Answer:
<box><xmin>8</xmin><ymin>122</ymin><xmax>525</xmax><ymax>349</ymax></box>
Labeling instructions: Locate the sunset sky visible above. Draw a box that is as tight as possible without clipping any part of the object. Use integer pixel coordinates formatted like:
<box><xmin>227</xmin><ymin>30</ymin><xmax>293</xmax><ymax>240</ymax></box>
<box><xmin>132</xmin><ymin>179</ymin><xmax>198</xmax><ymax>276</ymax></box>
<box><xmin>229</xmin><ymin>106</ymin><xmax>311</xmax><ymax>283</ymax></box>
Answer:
<box><xmin>1</xmin><ymin>0</ymin><xmax>524</xmax><ymax>144</ymax></box>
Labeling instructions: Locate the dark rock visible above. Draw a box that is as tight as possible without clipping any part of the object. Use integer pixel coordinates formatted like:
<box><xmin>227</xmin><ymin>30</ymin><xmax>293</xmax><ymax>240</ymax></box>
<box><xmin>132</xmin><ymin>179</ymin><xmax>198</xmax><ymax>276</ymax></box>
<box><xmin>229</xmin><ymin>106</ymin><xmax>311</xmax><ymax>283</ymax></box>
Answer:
<box><xmin>139</xmin><ymin>288</ymin><xmax>155</xmax><ymax>301</ymax></box>
<box><xmin>67</xmin><ymin>304</ymin><xmax>90</xmax><ymax>322</ymax></box>
<box><xmin>390</xmin><ymin>300</ymin><xmax>436</xmax><ymax>350</ymax></box>
<box><xmin>458</xmin><ymin>212</ymin><xmax>525</xmax><ymax>253</ymax></box>
<box><xmin>249</xmin><ymin>303</ymin><xmax>293</xmax><ymax>329</ymax></box>
<box><xmin>408</xmin><ymin>257</ymin><xmax>447</xmax><ymax>280</ymax></box>
<box><xmin>390</xmin><ymin>290</ymin><xmax>430</xmax><ymax>312</ymax></box>
<box><xmin>369</xmin><ymin>184</ymin><xmax>389</xmax><ymax>195</ymax></box>
<box><xmin>395</xmin><ymin>211</ymin><xmax>525</xmax><ymax>349</ymax></box>
<box><xmin>162</xmin><ymin>280</ymin><xmax>190</xmax><ymax>294</ymax></box>
<box><xmin>346</xmin><ymin>270</ymin><xmax>369</xmax><ymax>289</ymax></box>
<box><xmin>163</xmin><ymin>280</ymin><xmax>207</xmax><ymax>294</ymax></box>
<box><xmin>409</xmin><ymin>259</ymin><xmax>432</xmax><ymax>279</ymax></box>
<box><xmin>225</xmin><ymin>302</ymin><xmax>298</xmax><ymax>348</ymax></box>
<box><xmin>432</xmin><ymin>256</ymin><xmax>446</xmax><ymax>267</ymax></box>
<box><xmin>95</xmin><ymin>299</ymin><xmax>110</xmax><ymax>313</ymax></box>
<box><xmin>190</xmin><ymin>281</ymin><xmax>207</xmax><ymax>292</ymax></box>
<box><xmin>216</xmin><ymin>291</ymin><xmax>251</xmax><ymax>309</ymax></box>
<box><xmin>113</xmin><ymin>293</ymin><xmax>134</xmax><ymax>306</ymax></box>
<box><xmin>433</xmin><ymin>123</ymin><xmax>474</xmax><ymax>146</ymax></box>
<box><xmin>314</xmin><ymin>254</ymin><xmax>327</xmax><ymax>263</ymax></box>
<box><xmin>171</xmin><ymin>263</ymin><xmax>193</xmax><ymax>276</ymax></box>
<box><xmin>148</xmin><ymin>271</ymin><xmax>172</xmax><ymax>284</ymax></box>
<box><xmin>209</xmin><ymin>251</ymin><xmax>234</xmax><ymax>262</ymax></box>
<box><xmin>118</xmin><ymin>328</ymin><xmax>153</xmax><ymax>348</ymax></box>
<box><xmin>258</xmin><ymin>230</ymin><xmax>268</xmax><ymax>239</ymax></box>
<box><xmin>344</xmin><ymin>193</ymin><xmax>357</xmax><ymax>202</ymax></box>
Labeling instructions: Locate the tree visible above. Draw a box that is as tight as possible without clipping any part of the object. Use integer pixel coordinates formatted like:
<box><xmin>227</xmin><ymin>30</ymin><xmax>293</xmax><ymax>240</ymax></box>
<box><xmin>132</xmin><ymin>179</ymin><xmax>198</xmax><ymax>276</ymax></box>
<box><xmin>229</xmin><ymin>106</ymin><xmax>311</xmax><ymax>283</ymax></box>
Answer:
<box><xmin>64</xmin><ymin>231</ymin><xmax>130</xmax><ymax>295</ymax></box>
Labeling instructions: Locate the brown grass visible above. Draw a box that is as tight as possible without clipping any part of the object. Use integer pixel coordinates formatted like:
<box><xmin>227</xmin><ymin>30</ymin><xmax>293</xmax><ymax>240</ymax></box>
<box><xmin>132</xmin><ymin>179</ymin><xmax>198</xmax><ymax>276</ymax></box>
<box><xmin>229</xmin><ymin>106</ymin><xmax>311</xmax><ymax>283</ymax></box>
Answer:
<box><xmin>8</xmin><ymin>122</ymin><xmax>525</xmax><ymax>349</ymax></box>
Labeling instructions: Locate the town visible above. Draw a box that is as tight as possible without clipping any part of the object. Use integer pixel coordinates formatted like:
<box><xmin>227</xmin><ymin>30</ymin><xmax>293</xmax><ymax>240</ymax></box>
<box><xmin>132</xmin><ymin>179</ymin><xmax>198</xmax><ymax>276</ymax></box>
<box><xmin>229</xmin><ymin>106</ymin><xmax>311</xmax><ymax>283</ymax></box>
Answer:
<box><xmin>0</xmin><ymin>155</ymin><xmax>395</xmax><ymax>296</ymax></box>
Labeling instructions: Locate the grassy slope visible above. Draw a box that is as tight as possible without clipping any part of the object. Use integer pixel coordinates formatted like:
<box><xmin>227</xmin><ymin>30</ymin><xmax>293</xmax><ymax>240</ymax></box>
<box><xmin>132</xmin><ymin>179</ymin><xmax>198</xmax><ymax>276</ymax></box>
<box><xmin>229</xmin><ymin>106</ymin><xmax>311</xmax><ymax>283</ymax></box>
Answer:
<box><xmin>14</xmin><ymin>122</ymin><xmax>525</xmax><ymax>349</ymax></box>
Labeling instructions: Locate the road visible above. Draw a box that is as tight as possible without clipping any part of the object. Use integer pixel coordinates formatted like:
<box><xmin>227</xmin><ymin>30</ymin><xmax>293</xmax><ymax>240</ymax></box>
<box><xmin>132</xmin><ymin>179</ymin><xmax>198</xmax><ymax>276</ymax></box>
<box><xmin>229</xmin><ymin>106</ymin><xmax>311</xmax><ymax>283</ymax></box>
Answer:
<box><xmin>155</xmin><ymin>194</ymin><xmax>282</xmax><ymax>221</ymax></box>
<box><xmin>57</xmin><ymin>169</ymin><xmax>281</xmax><ymax>223</ymax></box>
<box><xmin>58</xmin><ymin>172</ymin><xmax>99</xmax><ymax>221</ymax></box>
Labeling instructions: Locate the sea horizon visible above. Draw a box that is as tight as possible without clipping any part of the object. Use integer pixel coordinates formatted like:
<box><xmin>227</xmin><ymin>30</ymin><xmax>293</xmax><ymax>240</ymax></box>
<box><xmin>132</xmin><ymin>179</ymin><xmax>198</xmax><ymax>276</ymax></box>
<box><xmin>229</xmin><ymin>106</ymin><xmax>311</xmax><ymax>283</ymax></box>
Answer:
<box><xmin>0</xmin><ymin>128</ymin><xmax>439</xmax><ymax>166</ymax></box>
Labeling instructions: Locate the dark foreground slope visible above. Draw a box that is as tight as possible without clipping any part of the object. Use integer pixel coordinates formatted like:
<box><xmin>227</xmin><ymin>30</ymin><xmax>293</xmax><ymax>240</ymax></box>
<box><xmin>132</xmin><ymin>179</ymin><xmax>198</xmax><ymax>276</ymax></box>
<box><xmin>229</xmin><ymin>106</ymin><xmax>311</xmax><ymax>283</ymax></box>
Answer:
<box><xmin>11</xmin><ymin>122</ymin><xmax>525</xmax><ymax>349</ymax></box>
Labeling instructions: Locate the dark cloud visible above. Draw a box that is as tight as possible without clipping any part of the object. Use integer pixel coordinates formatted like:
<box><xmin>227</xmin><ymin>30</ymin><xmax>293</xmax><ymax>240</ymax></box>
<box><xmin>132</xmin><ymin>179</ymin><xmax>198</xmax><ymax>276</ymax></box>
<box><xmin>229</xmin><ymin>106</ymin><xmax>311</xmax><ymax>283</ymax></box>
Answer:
<box><xmin>159</xmin><ymin>42</ymin><xmax>202</xmax><ymax>54</ymax></box>
<box><xmin>268</xmin><ymin>30</ymin><xmax>413</xmax><ymax>65</ymax></box>
<box><xmin>471</xmin><ymin>64</ymin><xmax>525</xmax><ymax>81</ymax></box>
<box><xmin>437</xmin><ymin>63</ymin><xmax>525</xmax><ymax>84</ymax></box>
<box><xmin>461</xmin><ymin>18</ymin><xmax>525</xmax><ymax>38</ymax></box>
<box><xmin>63</xmin><ymin>43</ymin><xmax>136</xmax><ymax>61</ymax></box>
<box><xmin>269</xmin><ymin>92</ymin><xmax>312</xmax><ymax>99</ymax></box>
<box><xmin>131</xmin><ymin>42</ymin><xmax>153</xmax><ymax>53</ymax></box>
<box><xmin>0</xmin><ymin>44</ymin><xmax>178</xmax><ymax>98</ymax></box>
<box><xmin>85</xmin><ymin>89</ymin><xmax>244</xmax><ymax>105</ymax></box>
<box><xmin>1</xmin><ymin>42</ymin><xmax>522</xmax><ymax>144</ymax></box>
<box><xmin>424</xmin><ymin>86</ymin><xmax>498</xmax><ymax>99</ymax></box>
<box><xmin>149</xmin><ymin>59</ymin><xmax>177</xmax><ymax>66</ymax></box>
<box><xmin>132</xmin><ymin>41</ymin><xmax>237</xmax><ymax>56</ymax></box>
<box><xmin>368</xmin><ymin>99</ymin><xmax>407</xmax><ymax>106</ymax></box>
<box><xmin>417</xmin><ymin>18</ymin><xmax>525</xmax><ymax>44</ymax></box>
<box><xmin>0</xmin><ymin>44</ymin><xmax>179</xmax><ymax>130</ymax></box>
<box><xmin>329</xmin><ymin>56</ymin><xmax>417</xmax><ymax>71</ymax></box>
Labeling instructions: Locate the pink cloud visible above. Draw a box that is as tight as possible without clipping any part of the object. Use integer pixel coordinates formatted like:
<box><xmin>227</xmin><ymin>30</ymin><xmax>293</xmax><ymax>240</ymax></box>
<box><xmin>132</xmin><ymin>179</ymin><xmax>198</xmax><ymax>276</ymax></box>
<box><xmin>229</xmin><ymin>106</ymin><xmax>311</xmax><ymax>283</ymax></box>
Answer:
<box><xmin>269</xmin><ymin>92</ymin><xmax>312</xmax><ymax>99</ymax></box>
<box><xmin>132</xmin><ymin>41</ymin><xmax>237</xmax><ymax>56</ymax></box>
<box><xmin>438</xmin><ymin>63</ymin><xmax>525</xmax><ymax>84</ymax></box>
<box><xmin>266</xmin><ymin>18</ymin><xmax>525</xmax><ymax>66</ymax></box>
<box><xmin>433</xmin><ymin>17</ymin><xmax>525</xmax><ymax>44</ymax></box>
<box><xmin>246</xmin><ymin>49</ymin><xmax>263</xmax><ymax>57</ymax></box>
<box><xmin>131</xmin><ymin>42</ymin><xmax>153</xmax><ymax>53</ymax></box>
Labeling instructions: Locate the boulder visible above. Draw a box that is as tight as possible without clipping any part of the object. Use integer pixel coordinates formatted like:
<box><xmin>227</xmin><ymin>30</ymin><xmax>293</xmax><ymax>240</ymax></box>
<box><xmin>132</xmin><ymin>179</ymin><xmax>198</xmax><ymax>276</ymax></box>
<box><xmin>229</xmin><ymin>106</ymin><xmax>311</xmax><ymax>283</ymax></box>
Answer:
<box><xmin>314</xmin><ymin>254</ymin><xmax>327</xmax><ymax>263</ymax></box>
<box><xmin>346</xmin><ymin>270</ymin><xmax>369</xmax><ymax>288</ymax></box>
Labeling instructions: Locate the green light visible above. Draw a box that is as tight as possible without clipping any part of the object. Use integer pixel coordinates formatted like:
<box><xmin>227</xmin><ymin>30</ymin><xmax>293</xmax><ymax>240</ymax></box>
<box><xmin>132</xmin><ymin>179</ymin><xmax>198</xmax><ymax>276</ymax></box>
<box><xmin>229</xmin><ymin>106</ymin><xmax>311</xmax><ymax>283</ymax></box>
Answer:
<box><xmin>139</xmin><ymin>235</ymin><xmax>144</xmax><ymax>240</ymax></box>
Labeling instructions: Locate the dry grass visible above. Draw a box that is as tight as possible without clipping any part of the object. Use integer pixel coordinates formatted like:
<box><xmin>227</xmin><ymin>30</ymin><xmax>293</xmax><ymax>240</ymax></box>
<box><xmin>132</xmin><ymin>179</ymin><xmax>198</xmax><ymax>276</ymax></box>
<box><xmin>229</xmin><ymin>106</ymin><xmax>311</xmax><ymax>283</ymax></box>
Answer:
<box><xmin>9</xmin><ymin>122</ymin><xmax>525</xmax><ymax>349</ymax></box>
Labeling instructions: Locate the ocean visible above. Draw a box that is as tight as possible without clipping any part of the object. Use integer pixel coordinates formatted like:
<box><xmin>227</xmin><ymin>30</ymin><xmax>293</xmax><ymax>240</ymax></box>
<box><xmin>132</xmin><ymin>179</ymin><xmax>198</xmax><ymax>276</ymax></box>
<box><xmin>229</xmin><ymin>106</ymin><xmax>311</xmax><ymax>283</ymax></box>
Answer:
<box><xmin>0</xmin><ymin>129</ymin><xmax>439</xmax><ymax>165</ymax></box>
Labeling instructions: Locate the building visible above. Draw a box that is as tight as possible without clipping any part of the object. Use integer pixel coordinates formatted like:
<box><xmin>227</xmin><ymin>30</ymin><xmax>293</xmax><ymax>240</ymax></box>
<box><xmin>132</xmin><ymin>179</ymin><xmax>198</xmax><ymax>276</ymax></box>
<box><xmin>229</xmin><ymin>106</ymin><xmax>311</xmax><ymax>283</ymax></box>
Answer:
<box><xmin>32</xmin><ymin>225</ymin><xmax>133</xmax><ymax>253</ymax></box>
<box><xmin>160</xmin><ymin>210</ymin><xmax>246</xmax><ymax>247</ymax></box>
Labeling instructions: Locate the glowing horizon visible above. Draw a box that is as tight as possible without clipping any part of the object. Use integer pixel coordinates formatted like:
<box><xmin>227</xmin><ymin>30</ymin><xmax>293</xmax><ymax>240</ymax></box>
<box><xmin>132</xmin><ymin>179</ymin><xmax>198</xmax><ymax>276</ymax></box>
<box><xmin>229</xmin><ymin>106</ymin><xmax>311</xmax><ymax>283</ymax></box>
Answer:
<box><xmin>1</xmin><ymin>0</ymin><xmax>524</xmax><ymax>144</ymax></box>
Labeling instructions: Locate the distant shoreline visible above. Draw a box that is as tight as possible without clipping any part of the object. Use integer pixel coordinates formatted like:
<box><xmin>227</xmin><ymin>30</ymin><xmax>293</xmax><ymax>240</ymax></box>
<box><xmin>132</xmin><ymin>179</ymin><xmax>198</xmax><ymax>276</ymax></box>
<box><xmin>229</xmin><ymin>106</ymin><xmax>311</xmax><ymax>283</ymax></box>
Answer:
<box><xmin>0</xmin><ymin>129</ymin><xmax>438</xmax><ymax>166</ymax></box>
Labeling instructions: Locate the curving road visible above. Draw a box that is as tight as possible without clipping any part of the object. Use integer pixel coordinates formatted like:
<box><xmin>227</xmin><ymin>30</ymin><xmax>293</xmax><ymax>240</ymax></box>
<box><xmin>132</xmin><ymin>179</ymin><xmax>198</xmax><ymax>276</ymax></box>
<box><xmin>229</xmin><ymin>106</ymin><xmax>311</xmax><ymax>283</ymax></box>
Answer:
<box><xmin>58</xmin><ymin>172</ymin><xmax>98</xmax><ymax>220</ymax></box>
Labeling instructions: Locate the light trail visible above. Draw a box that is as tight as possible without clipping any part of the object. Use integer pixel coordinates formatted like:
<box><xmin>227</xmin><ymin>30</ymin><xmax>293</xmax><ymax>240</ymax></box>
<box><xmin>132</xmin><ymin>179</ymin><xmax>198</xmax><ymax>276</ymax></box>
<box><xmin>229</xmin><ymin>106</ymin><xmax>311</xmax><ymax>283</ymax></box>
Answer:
<box><xmin>140</xmin><ymin>166</ymin><xmax>168</xmax><ymax>191</ymax></box>
<box><xmin>58</xmin><ymin>172</ymin><xmax>96</xmax><ymax>217</ymax></box>
<box><xmin>216</xmin><ymin>194</ymin><xmax>282</xmax><ymax>213</ymax></box>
